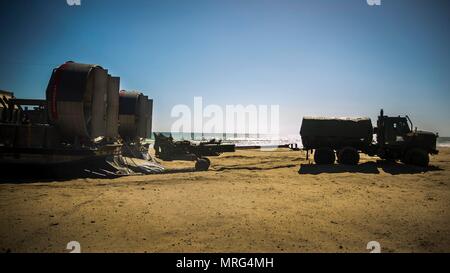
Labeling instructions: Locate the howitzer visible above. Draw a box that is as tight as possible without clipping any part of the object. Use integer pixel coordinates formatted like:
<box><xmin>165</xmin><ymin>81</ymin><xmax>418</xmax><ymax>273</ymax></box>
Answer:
<box><xmin>153</xmin><ymin>133</ymin><xmax>235</xmax><ymax>171</ymax></box>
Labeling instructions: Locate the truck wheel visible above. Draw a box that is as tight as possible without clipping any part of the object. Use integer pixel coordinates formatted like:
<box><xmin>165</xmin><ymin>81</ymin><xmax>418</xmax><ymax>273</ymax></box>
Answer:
<box><xmin>195</xmin><ymin>158</ymin><xmax>210</xmax><ymax>171</ymax></box>
<box><xmin>338</xmin><ymin>147</ymin><xmax>360</xmax><ymax>165</ymax></box>
<box><xmin>405</xmin><ymin>148</ymin><xmax>429</xmax><ymax>167</ymax></box>
<box><xmin>314</xmin><ymin>148</ymin><xmax>335</xmax><ymax>165</ymax></box>
<box><xmin>400</xmin><ymin>155</ymin><xmax>410</xmax><ymax>165</ymax></box>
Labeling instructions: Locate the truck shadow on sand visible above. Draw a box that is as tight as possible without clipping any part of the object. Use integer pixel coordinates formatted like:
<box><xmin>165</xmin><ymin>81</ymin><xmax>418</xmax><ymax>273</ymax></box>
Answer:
<box><xmin>298</xmin><ymin>161</ymin><xmax>442</xmax><ymax>175</ymax></box>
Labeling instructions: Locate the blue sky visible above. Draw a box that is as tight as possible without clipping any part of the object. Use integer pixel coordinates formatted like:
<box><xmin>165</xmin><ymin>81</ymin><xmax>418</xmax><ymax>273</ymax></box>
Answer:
<box><xmin>0</xmin><ymin>0</ymin><xmax>449</xmax><ymax>135</ymax></box>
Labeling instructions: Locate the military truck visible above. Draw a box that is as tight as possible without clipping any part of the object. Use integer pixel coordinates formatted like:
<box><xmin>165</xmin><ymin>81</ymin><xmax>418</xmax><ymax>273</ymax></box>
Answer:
<box><xmin>300</xmin><ymin>110</ymin><xmax>438</xmax><ymax>166</ymax></box>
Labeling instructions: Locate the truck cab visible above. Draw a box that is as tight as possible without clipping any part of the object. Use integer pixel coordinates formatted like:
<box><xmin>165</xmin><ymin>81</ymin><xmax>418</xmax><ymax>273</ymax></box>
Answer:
<box><xmin>375</xmin><ymin>109</ymin><xmax>438</xmax><ymax>166</ymax></box>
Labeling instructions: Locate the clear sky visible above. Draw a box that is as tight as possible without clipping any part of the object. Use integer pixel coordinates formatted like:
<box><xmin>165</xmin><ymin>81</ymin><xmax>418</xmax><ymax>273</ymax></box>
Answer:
<box><xmin>1</xmin><ymin>0</ymin><xmax>449</xmax><ymax>135</ymax></box>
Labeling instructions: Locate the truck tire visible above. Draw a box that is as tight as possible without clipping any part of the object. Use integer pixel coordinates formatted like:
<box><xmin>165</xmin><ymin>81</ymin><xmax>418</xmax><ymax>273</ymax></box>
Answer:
<box><xmin>195</xmin><ymin>158</ymin><xmax>210</xmax><ymax>171</ymax></box>
<box><xmin>314</xmin><ymin>148</ymin><xmax>335</xmax><ymax>165</ymax></box>
<box><xmin>400</xmin><ymin>154</ymin><xmax>410</xmax><ymax>165</ymax></box>
<box><xmin>337</xmin><ymin>147</ymin><xmax>360</xmax><ymax>165</ymax></box>
<box><xmin>202</xmin><ymin>157</ymin><xmax>211</xmax><ymax>166</ymax></box>
<box><xmin>405</xmin><ymin>148</ymin><xmax>429</xmax><ymax>167</ymax></box>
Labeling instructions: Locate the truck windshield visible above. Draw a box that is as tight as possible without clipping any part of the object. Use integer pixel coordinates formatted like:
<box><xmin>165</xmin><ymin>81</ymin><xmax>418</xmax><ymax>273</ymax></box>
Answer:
<box><xmin>395</xmin><ymin>120</ymin><xmax>411</xmax><ymax>134</ymax></box>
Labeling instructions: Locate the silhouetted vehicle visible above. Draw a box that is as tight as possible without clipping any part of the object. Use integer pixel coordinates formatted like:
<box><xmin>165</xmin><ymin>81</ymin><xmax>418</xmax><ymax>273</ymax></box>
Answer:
<box><xmin>300</xmin><ymin>109</ymin><xmax>439</xmax><ymax>166</ymax></box>
<box><xmin>153</xmin><ymin>133</ymin><xmax>235</xmax><ymax>171</ymax></box>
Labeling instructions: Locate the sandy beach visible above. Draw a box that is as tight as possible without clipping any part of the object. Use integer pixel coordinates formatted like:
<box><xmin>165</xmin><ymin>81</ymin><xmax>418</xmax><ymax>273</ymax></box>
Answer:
<box><xmin>0</xmin><ymin>148</ymin><xmax>449</xmax><ymax>253</ymax></box>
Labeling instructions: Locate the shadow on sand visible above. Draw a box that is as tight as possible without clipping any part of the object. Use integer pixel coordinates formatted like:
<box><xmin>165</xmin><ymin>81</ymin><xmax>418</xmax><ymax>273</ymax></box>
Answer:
<box><xmin>0</xmin><ymin>164</ymin><xmax>196</xmax><ymax>184</ymax></box>
<box><xmin>0</xmin><ymin>158</ymin><xmax>128</xmax><ymax>184</ymax></box>
<box><xmin>299</xmin><ymin>160</ymin><xmax>443</xmax><ymax>175</ymax></box>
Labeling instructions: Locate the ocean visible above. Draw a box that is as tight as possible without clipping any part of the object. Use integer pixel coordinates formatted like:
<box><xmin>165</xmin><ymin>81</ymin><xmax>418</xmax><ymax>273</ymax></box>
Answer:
<box><xmin>438</xmin><ymin>137</ymin><xmax>450</xmax><ymax>148</ymax></box>
<box><xmin>149</xmin><ymin>133</ymin><xmax>450</xmax><ymax>148</ymax></box>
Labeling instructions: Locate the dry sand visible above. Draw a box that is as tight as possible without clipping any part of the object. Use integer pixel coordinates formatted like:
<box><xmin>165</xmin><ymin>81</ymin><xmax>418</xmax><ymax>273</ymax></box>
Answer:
<box><xmin>0</xmin><ymin>148</ymin><xmax>449</xmax><ymax>253</ymax></box>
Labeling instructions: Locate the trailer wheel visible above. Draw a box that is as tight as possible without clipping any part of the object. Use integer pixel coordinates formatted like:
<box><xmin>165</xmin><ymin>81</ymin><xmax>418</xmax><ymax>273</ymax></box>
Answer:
<box><xmin>338</xmin><ymin>147</ymin><xmax>360</xmax><ymax>165</ymax></box>
<box><xmin>195</xmin><ymin>158</ymin><xmax>210</xmax><ymax>171</ymax></box>
<box><xmin>314</xmin><ymin>148</ymin><xmax>335</xmax><ymax>165</ymax></box>
<box><xmin>405</xmin><ymin>148</ymin><xmax>429</xmax><ymax>167</ymax></box>
<box><xmin>202</xmin><ymin>157</ymin><xmax>211</xmax><ymax>166</ymax></box>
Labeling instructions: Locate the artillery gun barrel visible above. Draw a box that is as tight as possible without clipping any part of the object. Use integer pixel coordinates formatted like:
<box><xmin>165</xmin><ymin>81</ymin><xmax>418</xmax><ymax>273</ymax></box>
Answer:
<box><xmin>192</xmin><ymin>143</ymin><xmax>236</xmax><ymax>156</ymax></box>
<box><xmin>235</xmin><ymin>144</ymin><xmax>291</xmax><ymax>150</ymax></box>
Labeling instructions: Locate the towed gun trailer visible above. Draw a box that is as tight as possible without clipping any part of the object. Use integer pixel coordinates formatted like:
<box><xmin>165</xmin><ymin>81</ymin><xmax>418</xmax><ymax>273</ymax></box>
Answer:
<box><xmin>153</xmin><ymin>133</ymin><xmax>236</xmax><ymax>171</ymax></box>
<box><xmin>300</xmin><ymin>110</ymin><xmax>439</xmax><ymax>167</ymax></box>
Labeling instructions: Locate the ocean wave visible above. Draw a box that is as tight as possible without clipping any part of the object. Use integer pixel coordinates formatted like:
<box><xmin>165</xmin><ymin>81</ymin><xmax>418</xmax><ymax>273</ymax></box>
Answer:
<box><xmin>438</xmin><ymin>143</ymin><xmax>450</xmax><ymax>148</ymax></box>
